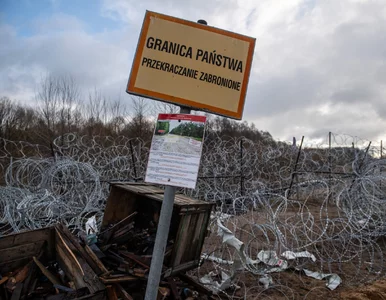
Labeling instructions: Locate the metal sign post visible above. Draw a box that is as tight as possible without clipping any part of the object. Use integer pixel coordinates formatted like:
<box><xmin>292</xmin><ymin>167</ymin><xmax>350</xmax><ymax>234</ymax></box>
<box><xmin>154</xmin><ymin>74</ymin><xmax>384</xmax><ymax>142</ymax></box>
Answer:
<box><xmin>144</xmin><ymin>106</ymin><xmax>191</xmax><ymax>300</ymax></box>
<box><xmin>144</xmin><ymin>185</ymin><xmax>176</xmax><ymax>300</ymax></box>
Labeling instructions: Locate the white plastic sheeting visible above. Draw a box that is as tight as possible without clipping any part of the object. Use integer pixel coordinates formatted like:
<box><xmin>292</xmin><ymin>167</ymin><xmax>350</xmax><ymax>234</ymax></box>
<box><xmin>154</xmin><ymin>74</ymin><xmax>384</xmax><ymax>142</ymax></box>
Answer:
<box><xmin>200</xmin><ymin>220</ymin><xmax>342</xmax><ymax>293</ymax></box>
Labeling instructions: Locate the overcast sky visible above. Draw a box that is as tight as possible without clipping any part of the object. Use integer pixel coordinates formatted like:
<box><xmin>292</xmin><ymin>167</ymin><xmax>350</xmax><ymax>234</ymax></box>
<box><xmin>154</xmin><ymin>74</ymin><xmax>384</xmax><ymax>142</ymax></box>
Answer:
<box><xmin>1</xmin><ymin>0</ymin><xmax>386</xmax><ymax>143</ymax></box>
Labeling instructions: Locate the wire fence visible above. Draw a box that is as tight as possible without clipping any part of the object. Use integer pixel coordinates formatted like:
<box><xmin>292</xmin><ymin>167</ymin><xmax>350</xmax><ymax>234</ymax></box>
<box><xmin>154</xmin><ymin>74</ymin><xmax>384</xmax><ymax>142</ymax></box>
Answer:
<box><xmin>1</xmin><ymin>132</ymin><xmax>386</xmax><ymax>298</ymax></box>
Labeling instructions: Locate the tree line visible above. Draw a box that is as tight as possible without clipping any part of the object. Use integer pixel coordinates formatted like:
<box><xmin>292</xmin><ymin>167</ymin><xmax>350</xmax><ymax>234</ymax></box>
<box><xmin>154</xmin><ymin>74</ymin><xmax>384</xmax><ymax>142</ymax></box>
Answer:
<box><xmin>0</xmin><ymin>74</ymin><xmax>275</xmax><ymax>148</ymax></box>
<box><xmin>170</xmin><ymin>122</ymin><xmax>205</xmax><ymax>140</ymax></box>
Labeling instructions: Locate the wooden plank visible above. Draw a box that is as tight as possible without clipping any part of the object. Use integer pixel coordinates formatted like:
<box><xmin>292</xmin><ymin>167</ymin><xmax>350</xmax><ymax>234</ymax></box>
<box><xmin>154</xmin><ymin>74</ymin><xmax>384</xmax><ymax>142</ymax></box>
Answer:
<box><xmin>167</xmin><ymin>278</ymin><xmax>181</xmax><ymax>300</ymax></box>
<box><xmin>114</xmin><ymin>284</ymin><xmax>134</xmax><ymax>300</ymax></box>
<box><xmin>112</xmin><ymin>184</ymin><xmax>212</xmax><ymax>206</ymax></box>
<box><xmin>115</xmin><ymin>184</ymin><xmax>163</xmax><ymax>195</ymax></box>
<box><xmin>102</xmin><ymin>186</ymin><xmax>137</xmax><ymax>227</ymax></box>
<box><xmin>33</xmin><ymin>256</ymin><xmax>60</xmax><ymax>285</ymax></box>
<box><xmin>56</xmin><ymin>240</ymin><xmax>87</xmax><ymax>290</ymax></box>
<box><xmin>10</xmin><ymin>282</ymin><xmax>23</xmax><ymax>300</ymax></box>
<box><xmin>46</xmin><ymin>287</ymin><xmax>89</xmax><ymax>300</ymax></box>
<box><xmin>0</xmin><ymin>277</ymin><xmax>9</xmax><ymax>285</ymax></box>
<box><xmin>181</xmin><ymin>214</ymin><xmax>198</xmax><ymax>264</ymax></box>
<box><xmin>172</xmin><ymin>214</ymin><xmax>191</xmax><ymax>267</ymax></box>
<box><xmin>194</xmin><ymin>214</ymin><xmax>205</xmax><ymax>242</ymax></box>
<box><xmin>75</xmin><ymin>291</ymin><xmax>107</xmax><ymax>300</ymax></box>
<box><xmin>189</xmin><ymin>213</ymin><xmax>204</xmax><ymax>262</ymax></box>
<box><xmin>179</xmin><ymin>209</ymin><xmax>213</xmax><ymax>215</ymax></box>
<box><xmin>174</xmin><ymin>194</ymin><xmax>212</xmax><ymax>206</ymax></box>
<box><xmin>158</xmin><ymin>287</ymin><xmax>170</xmax><ymax>299</ymax></box>
<box><xmin>106</xmin><ymin>286</ymin><xmax>118</xmax><ymax>300</ymax></box>
<box><xmin>55</xmin><ymin>229</ymin><xmax>105</xmax><ymax>294</ymax></box>
<box><xmin>57</xmin><ymin>231</ymin><xmax>84</xmax><ymax>275</ymax></box>
<box><xmin>118</xmin><ymin>252</ymin><xmax>149</xmax><ymax>269</ymax></box>
<box><xmin>195</xmin><ymin>211</ymin><xmax>212</xmax><ymax>260</ymax></box>
<box><xmin>56</xmin><ymin>246</ymin><xmax>107</xmax><ymax>300</ymax></box>
<box><xmin>84</xmin><ymin>245</ymin><xmax>109</xmax><ymax>275</ymax></box>
<box><xmin>21</xmin><ymin>249</ymin><xmax>43</xmax><ymax>300</ymax></box>
<box><xmin>100</xmin><ymin>276</ymin><xmax>138</xmax><ymax>284</ymax></box>
<box><xmin>0</xmin><ymin>227</ymin><xmax>52</xmax><ymax>251</ymax></box>
<box><xmin>56</xmin><ymin>224</ymin><xmax>103</xmax><ymax>276</ymax></box>
<box><xmin>0</xmin><ymin>241</ymin><xmax>44</xmax><ymax>263</ymax></box>
<box><xmin>0</xmin><ymin>258</ymin><xmax>30</xmax><ymax>275</ymax></box>
<box><xmin>98</xmin><ymin>212</ymin><xmax>137</xmax><ymax>245</ymax></box>
<box><xmin>6</xmin><ymin>260</ymin><xmax>33</xmax><ymax>293</ymax></box>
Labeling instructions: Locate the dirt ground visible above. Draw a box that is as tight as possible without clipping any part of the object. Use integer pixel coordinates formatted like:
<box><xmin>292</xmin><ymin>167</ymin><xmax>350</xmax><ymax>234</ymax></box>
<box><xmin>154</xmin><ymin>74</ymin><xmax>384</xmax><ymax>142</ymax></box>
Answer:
<box><xmin>339</xmin><ymin>280</ymin><xmax>386</xmax><ymax>300</ymax></box>
<box><xmin>193</xmin><ymin>199</ymin><xmax>386</xmax><ymax>299</ymax></box>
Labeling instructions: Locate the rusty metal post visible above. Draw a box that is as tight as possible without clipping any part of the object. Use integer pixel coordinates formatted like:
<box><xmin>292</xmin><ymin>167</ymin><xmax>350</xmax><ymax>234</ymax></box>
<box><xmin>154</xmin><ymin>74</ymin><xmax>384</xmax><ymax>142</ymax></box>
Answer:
<box><xmin>288</xmin><ymin>136</ymin><xmax>304</xmax><ymax>198</ymax></box>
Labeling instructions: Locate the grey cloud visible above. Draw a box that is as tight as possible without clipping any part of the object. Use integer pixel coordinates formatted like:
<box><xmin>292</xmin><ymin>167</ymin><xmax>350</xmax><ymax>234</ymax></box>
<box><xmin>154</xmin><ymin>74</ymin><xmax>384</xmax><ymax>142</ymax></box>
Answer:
<box><xmin>0</xmin><ymin>17</ymin><xmax>132</xmax><ymax>103</ymax></box>
<box><xmin>375</xmin><ymin>63</ymin><xmax>386</xmax><ymax>83</ymax></box>
<box><xmin>332</xmin><ymin>21</ymin><xmax>386</xmax><ymax>61</ymax></box>
<box><xmin>244</xmin><ymin>68</ymin><xmax>323</xmax><ymax>118</ymax></box>
<box><xmin>331</xmin><ymin>85</ymin><xmax>378</xmax><ymax>104</ymax></box>
<box><xmin>239</xmin><ymin>0</ymin><xmax>386</xmax><ymax>141</ymax></box>
<box><xmin>254</xmin><ymin>102</ymin><xmax>385</xmax><ymax>142</ymax></box>
<box><xmin>2</xmin><ymin>0</ymin><xmax>386</xmax><ymax>143</ymax></box>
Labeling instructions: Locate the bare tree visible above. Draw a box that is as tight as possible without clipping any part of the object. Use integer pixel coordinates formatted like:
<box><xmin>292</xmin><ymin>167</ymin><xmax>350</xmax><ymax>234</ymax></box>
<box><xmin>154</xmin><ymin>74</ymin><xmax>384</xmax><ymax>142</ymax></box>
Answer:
<box><xmin>151</xmin><ymin>100</ymin><xmax>180</xmax><ymax>115</ymax></box>
<box><xmin>0</xmin><ymin>97</ymin><xmax>40</xmax><ymax>141</ymax></box>
<box><xmin>108</xmin><ymin>97</ymin><xmax>128</xmax><ymax>135</ymax></box>
<box><xmin>37</xmin><ymin>75</ymin><xmax>60</xmax><ymax>139</ymax></box>
<box><xmin>57</xmin><ymin>75</ymin><xmax>80</xmax><ymax>136</ymax></box>
<box><xmin>83</xmin><ymin>88</ymin><xmax>109</xmax><ymax>135</ymax></box>
<box><xmin>125</xmin><ymin>97</ymin><xmax>154</xmax><ymax>140</ymax></box>
<box><xmin>36</xmin><ymin>74</ymin><xmax>80</xmax><ymax>143</ymax></box>
<box><xmin>0</xmin><ymin>97</ymin><xmax>16</xmax><ymax>139</ymax></box>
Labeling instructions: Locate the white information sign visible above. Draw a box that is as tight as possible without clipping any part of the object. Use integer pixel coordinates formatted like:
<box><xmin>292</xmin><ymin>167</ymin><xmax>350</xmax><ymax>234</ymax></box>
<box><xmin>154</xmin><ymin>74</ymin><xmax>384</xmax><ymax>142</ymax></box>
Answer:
<box><xmin>145</xmin><ymin>113</ymin><xmax>206</xmax><ymax>189</ymax></box>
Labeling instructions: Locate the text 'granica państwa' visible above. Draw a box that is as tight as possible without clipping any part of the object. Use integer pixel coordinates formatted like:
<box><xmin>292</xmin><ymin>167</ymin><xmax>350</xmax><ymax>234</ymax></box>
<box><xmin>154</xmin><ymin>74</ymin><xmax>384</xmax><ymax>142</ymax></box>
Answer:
<box><xmin>141</xmin><ymin>37</ymin><xmax>245</xmax><ymax>91</ymax></box>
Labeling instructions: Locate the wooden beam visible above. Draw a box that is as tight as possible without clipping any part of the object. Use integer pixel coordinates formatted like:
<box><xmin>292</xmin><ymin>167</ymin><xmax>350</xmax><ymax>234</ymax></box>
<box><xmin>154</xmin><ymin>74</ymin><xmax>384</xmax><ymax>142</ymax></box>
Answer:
<box><xmin>99</xmin><ymin>212</ymin><xmax>138</xmax><ymax>244</ymax></box>
<box><xmin>56</xmin><ymin>224</ymin><xmax>102</xmax><ymax>275</ymax></box>
<box><xmin>55</xmin><ymin>229</ymin><xmax>105</xmax><ymax>294</ymax></box>
<box><xmin>167</xmin><ymin>278</ymin><xmax>181</xmax><ymax>300</ymax></box>
<box><xmin>84</xmin><ymin>245</ymin><xmax>109</xmax><ymax>275</ymax></box>
<box><xmin>119</xmin><ymin>252</ymin><xmax>149</xmax><ymax>269</ymax></box>
<box><xmin>106</xmin><ymin>286</ymin><xmax>118</xmax><ymax>300</ymax></box>
<box><xmin>100</xmin><ymin>276</ymin><xmax>138</xmax><ymax>284</ymax></box>
<box><xmin>10</xmin><ymin>283</ymin><xmax>23</xmax><ymax>300</ymax></box>
<box><xmin>114</xmin><ymin>284</ymin><xmax>134</xmax><ymax>300</ymax></box>
<box><xmin>33</xmin><ymin>256</ymin><xmax>60</xmax><ymax>286</ymax></box>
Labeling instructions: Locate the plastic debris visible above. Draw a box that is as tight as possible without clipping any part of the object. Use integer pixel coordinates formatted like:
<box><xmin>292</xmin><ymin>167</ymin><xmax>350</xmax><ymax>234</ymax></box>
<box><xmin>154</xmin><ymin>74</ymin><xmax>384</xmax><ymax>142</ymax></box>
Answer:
<box><xmin>257</xmin><ymin>250</ymin><xmax>288</xmax><ymax>272</ymax></box>
<box><xmin>259</xmin><ymin>275</ymin><xmax>273</xmax><ymax>289</ymax></box>
<box><xmin>85</xmin><ymin>215</ymin><xmax>98</xmax><ymax>235</ymax></box>
<box><xmin>199</xmin><ymin>271</ymin><xmax>233</xmax><ymax>294</ymax></box>
<box><xmin>303</xmin><ymin>269</ymin><xmax>342</xmax><ymax>290</ymax></box>
<box><xmin>281</xmin><ymin>250</ymin><xmax>317</xmax><ymax>262</ymax></box>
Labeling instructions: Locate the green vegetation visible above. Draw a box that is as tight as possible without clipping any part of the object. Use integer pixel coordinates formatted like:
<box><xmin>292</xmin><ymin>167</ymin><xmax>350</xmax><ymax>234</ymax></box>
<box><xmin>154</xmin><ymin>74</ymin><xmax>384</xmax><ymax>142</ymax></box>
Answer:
<box><xmin>169</xmin><ymin>122</ymin><xmax>205</xmax><ymax>140</ymax></box>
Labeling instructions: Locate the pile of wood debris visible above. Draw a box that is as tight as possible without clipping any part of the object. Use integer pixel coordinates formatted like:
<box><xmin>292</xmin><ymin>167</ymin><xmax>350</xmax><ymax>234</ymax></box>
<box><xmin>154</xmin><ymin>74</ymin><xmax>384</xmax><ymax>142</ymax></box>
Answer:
<box><xmin>0</xmin><ymin>183</ymin><xmax>215</xmax><ymax>299</ymax></box>
<box><xmin>0</xmin><ymin>219</ymin><xmax>214</xmax><ymax>300</ymax></box>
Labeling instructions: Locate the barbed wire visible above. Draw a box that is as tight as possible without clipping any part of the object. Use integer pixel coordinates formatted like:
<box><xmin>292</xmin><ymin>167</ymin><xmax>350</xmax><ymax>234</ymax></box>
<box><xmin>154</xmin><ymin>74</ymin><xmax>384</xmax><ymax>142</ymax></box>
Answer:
<box><xmin>1</xmin><ymin>132</ymin><xmax>386</xmax><ymax>298</ymax></box>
